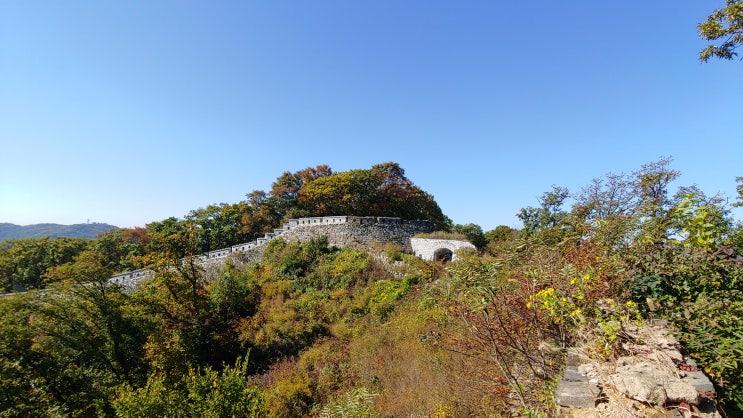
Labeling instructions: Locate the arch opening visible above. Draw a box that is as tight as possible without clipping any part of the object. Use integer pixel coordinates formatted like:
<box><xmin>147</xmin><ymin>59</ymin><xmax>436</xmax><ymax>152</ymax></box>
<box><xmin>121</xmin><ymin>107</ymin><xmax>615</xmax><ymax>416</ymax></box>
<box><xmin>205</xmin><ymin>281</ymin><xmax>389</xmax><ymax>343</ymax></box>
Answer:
<box><xmin>433</xmin><ymin>248</ymin><xmax>453</xmax><ymax>263</ymax></box>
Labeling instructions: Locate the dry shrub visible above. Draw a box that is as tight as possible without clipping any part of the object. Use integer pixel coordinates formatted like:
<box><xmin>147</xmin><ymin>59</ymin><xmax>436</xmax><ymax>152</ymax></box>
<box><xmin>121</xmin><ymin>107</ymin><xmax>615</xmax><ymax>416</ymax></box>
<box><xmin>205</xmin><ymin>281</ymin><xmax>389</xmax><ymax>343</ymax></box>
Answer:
<box><xmin>297</xmin><ymin>338</ymin><xmax>356</xmax><ymax>406</ymax></box>
<box><xmin>436</xmin><ymin>348</ymin><xmax>513</xmax><ymax>415</ymax></box>
<box><xmin>443</xmin><ymin>289</ymin><xmax>560</xmax><ymax>414</ymax></box>
<box><xmin>438</xmin><ymin>251</ymin><xmax>565</xmax><ymax>415</ymax></box>
<box><xmin>260</xmin><ymin>359</ymin><xmax>314</xmax><ymax>418</ymax></box>
<box><xmin>344</xmin><ymin>299</ymin><xmax>455</xmax><ymax>417</ymax></box>
<box><xmin>561</xmin><ymin>239</ymin><xmax>628</xmax><ymax>300</ymax></box>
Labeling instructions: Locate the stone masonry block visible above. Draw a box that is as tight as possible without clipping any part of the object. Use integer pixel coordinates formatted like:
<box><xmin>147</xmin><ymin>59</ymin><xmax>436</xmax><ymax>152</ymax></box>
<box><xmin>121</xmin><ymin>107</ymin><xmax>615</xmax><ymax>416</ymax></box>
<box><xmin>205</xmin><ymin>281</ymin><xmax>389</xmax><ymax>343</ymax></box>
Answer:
<box><xmin>683</xmin><ymin>370</ymin><xmax>715</xmax><ymax>394</ymax></box>
<box><xmin>555</xmin><ymin>380</ymin><xmax>599</xmax><ymax>409</ymax></box>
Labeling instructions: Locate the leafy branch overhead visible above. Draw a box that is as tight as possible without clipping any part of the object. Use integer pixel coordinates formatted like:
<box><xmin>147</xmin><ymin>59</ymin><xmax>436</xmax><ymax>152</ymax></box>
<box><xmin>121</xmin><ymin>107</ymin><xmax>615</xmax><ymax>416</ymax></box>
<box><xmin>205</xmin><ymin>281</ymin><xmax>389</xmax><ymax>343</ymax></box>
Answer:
<box><xmin>699</xmin><ymin>0</ymin><xmax>743</xmax><ymax>61</ymax></box>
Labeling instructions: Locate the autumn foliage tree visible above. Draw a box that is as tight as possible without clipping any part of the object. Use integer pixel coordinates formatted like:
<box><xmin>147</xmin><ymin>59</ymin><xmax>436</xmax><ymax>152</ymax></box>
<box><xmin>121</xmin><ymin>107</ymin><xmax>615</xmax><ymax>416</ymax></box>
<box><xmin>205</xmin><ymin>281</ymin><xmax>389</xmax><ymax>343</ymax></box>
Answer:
<box><xmin>238</xmin><ymin>165</ymin><xmax>334</xmax><ymax>240</ymax></box>
<box><xmin>237</xmin><ymin>162</ymin><xmax>449</xmax><ymax>237</ymax></box>
<box><xmin>298</xmin><ymin>162</ymin><xmax>448</xmax><ymax>229</ymax></box>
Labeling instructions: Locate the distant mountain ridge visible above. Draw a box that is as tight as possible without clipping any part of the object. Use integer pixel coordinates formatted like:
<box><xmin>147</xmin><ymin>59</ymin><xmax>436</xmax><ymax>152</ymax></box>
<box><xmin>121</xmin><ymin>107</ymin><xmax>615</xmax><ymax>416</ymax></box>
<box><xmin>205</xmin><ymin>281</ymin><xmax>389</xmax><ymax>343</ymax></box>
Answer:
<box><xmin>0</xmin><ymin>222</ymin><xmax>119</xmax><ymax>241</ymax></box>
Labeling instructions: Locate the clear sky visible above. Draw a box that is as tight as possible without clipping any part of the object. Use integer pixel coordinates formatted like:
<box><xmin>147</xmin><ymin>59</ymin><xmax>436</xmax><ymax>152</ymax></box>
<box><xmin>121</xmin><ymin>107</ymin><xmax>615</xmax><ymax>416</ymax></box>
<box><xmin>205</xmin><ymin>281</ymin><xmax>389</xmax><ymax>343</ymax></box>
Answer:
<box><xmin>1</xmin><ymin>1</ymin><xmax>741</xmax><ymax>231</ymax></box>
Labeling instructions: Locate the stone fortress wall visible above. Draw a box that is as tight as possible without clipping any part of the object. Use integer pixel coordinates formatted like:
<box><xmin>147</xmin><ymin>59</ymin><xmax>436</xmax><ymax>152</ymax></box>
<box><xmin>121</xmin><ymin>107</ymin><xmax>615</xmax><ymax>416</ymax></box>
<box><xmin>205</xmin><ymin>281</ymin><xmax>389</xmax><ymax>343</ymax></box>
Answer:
<box><xmin>109</xmin><ymin>216</ymin><xmax>436</xmax><ymax>290</ymax></box>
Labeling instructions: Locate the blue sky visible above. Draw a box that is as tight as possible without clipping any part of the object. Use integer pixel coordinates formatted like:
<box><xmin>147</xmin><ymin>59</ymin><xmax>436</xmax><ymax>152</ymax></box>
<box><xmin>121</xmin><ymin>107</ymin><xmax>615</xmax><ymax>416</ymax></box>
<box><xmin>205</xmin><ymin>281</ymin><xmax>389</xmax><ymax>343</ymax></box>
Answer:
<box><xmin>1</xmin><ymin>1</ymin><xmax>741</xmax><ymax>231</ymax></box>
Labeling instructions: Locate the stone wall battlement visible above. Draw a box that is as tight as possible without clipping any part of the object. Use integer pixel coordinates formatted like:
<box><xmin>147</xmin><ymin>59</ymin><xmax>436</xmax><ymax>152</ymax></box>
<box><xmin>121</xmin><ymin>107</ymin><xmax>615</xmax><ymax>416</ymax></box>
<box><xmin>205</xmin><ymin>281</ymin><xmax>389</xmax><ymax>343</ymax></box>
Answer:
<box><xmin>108</xmin><ymin>216</ymin><xmax>436</xmax><ymax>291</ymax></box>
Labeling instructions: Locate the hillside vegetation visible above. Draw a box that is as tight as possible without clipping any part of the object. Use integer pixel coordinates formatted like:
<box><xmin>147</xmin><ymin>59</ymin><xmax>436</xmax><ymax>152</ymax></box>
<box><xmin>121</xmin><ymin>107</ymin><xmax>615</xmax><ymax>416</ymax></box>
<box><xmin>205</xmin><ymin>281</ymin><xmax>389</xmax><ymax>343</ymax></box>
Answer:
<box><xmin>1</xmin><ymin>160</ymin><xmax>742</xmax><ymax>416</ymax></box>
<box><xmin>0</xmin><ymin>162</ymin><xmax>444</xmax><ymax>293</ymax></box>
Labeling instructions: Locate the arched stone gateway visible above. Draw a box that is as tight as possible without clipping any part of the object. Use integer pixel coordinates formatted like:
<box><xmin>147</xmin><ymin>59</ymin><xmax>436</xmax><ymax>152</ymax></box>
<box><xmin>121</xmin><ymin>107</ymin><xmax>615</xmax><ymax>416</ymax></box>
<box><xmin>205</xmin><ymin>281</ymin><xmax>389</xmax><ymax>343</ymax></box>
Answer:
<box><xmin>433</xmin><ymin>248</ymin><xmax>454</xmax><ymax>263</ymax></box>
<box><xmin>410</xmin><ymin>238</ymin><xmax>476</xmax><ymax>262</ymax></box>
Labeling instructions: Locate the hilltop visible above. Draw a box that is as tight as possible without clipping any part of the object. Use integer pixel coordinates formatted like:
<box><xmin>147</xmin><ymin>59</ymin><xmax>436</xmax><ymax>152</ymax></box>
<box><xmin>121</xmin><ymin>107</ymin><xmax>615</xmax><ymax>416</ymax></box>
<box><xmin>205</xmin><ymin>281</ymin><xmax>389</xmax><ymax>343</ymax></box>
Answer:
<box><xmin>0</xmin><ymin>222</ymin><xmax>118</xmax><ymax>241</ymax></box>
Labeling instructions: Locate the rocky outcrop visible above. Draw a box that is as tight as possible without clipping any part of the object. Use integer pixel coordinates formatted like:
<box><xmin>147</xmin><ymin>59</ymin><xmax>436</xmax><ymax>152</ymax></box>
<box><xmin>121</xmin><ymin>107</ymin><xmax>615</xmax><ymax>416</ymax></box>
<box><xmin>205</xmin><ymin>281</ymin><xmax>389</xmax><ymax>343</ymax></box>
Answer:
<box><xmin>556</xmin><ymin>320</ymin><xmax>719</xmax><ymax>417</ymax></box>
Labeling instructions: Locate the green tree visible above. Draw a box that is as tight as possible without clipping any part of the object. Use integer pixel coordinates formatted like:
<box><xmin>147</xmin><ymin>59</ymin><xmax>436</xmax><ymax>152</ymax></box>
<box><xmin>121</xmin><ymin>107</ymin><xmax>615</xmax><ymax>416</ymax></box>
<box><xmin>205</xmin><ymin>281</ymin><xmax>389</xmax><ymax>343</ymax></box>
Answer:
<box><xmin>135</xmin><ymin>225</ymin><xmax>262</xmax><ymax>376</ymax></box>
<box><xmin>626</xmin><ymin>158</ymin><xmax>682</xmax><ymax>249</ymax></box>
<box><xmin>45</xmin><ymin>251</ymin><xmax>149</xmax><ymax>385</ymax></box>
<box><xmin>517</xmin><ymin>185</ymin><xmax>570</xmax><ymax>236</ymax></box>
<box><xmin>0</xmin><ymin>293</ymin><xmax>62</xmax><ymax>416</ymax></box>
<box><xmin>670</xmin><ymin>188</ymin><xmax>732</xmax><ymax>248</ymax></box>
<box><xmin>699</xmin><ymin>0</ymin><xmax>743</xmax><ymax>61</ymax></box>
<box><xmin>0</xmin><ymin>237</ymin><xmax>89</xmax><ymax>291</ymax></box>
<box><xmin>185</xmin><ymin>202</ymin><xmax>248</xmax><ymax>252</ymax></box>
<box><xmin>114</xmin><ymin>356</ymin><xmax>264</xmax><ymax>417</ymax></box>
<box><xmin>93</xmin><ymin>227</ymin><xmax>149</xmax><ymax>272</ymax></box>
<box><xmin>0</xmin><ymin>250</ymin><xmax>149</xmax><ymax>416</ymax></box>
<box><xmin>136</xmin><ymin>247</ymin><xmax>212</xmax><ymax>377</ymax></box>
<box><xmin>142</xmin><ymin>218</ymin><xmax>202</xmax><ymax>263</ymax></box>
<box><xmin>485</xmin><ymin>225</ymin><xmax>517</xmax><ymax>244</ymax></box>
<box><xmin>484</xmin><ymin>225</ymin><xmax>519</xmax><ymax>256</ymax></box>
<box><xmin>632</xmin><ymin>157</ymin><xmax>680</xmax><ymax>218</ymax></box>
<box><xmin>574</xmin><ymin>172</ymin><xmax>636</xmax><ymax>222</ymax></box>
<box><xmin>452</xmin><ymin>223</ymin><xmax>488</xmax><ymax>251</ymax></box>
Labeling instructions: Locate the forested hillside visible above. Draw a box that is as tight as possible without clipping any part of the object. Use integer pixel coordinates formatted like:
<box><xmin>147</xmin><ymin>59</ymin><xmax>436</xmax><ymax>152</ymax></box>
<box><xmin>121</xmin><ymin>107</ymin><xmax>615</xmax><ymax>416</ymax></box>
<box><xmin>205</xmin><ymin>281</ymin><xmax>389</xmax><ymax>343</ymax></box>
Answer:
<box><xmin>1</xmin><ymin>160</ymin><xmax>742</xmax><ymax>416</ymax></box>
<box><xmin>0</xmin><ymin>222</ymin><xmax>118</xmax><ymax>241</ymax></box>
<box><xmin>0</xmin><ymin>163</ymin><xmax>446</xmax><ymax>293</ymax></box>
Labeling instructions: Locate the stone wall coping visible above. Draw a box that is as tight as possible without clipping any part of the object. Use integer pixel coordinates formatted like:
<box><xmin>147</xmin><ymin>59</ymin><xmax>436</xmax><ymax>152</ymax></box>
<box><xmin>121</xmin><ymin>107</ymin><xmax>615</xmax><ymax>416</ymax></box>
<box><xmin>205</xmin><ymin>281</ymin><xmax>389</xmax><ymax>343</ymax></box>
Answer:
<box><xmin>106</xmin><ymin>215</ymin><xmax>435</xmax><ymax>290</ymax></box>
